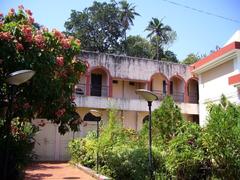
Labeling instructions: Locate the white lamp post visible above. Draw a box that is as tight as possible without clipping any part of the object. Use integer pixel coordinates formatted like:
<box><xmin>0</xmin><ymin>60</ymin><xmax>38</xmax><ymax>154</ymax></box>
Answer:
<box><xmin>136</xmin><ymin>89</ymin><xmax>158</xmax><ymax>180</ymax></box>
<box><xmin>90</xmin><ymin>109</ymin><xmax>102</xmax><ymax>177</ymax></box>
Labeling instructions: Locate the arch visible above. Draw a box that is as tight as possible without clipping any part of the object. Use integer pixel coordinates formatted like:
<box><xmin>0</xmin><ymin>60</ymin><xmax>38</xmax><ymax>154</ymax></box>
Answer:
<box><xmin>143</xmin><ymin>115</ymin><xmax>149</xmax><ymax>124</ymax></box>
<box><xmin>83</xmin><ymin>112</ymin><xmax>101</xmax><ymax>122</ymax></box>
<box><xmin>150</xmin><ymin>72</ymin><xmax>169</xmax><ymax>100</ymax></box>
<box><xmin>86</xmin><ymin>66</ymin><xmax>112</xmax><ymax>97</ymax></box>
<box><xmin>169</xmin><ymin>75</ymin><xmax>186</xmax><ymax>102</ymax></box>
<box><xmin>187</xmin><ymin>77</ymin><xmax>199</xmax><ymax>103</ymax></box>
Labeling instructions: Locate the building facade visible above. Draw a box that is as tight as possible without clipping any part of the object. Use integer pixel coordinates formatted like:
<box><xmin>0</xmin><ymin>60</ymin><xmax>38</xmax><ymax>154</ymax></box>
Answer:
<box><xmin>191</xmin><ymin>31</ymin><xmax>240</xmax><ymax>126</ymax></box>
<box><xmin>75</xmin><ymin>51</ymin><xmax>199</xmax><ymax>135</ymax></box>
<box><xmin>33</xmin><ymin>50</ymin><xmax>199</xmax><ymax>161</ymax></box>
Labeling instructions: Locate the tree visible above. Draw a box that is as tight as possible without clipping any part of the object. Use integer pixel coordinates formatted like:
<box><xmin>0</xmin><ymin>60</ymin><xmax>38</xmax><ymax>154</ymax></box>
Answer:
<box><xmin>0</xmin><ymin>7</ymin><xmax>86</xmax><ymax>134</ymax></box>
<box><xmin>124</xmin><ymin>35</ymin><xmax>152</xmax><ymax>58</ymax></box>
<box><xmin>65</xmin><ymin>1</ymin><xmax>127</xmax><ymax>53</ymax></box>
<box><xmin>181</xmin><ymin>53</ymin><xmax>201</xmax><ymax>65</ymax></box>
<box><xmin>119</xmin><ymin>0</ymin><xmax>139</xmax><ymax>40</ymax></box>
<box><xmin>162</xmin><ymin>50</ymin><xmax>178</xmax><ymax>63</ymax></box>
<box><xmin>146</xmin><ymin>18</ymin><xmax>176</xmax><ymax>60</ymax></box>
<box><xmin>119</xmin><ymin>0</ymin><xmax>140</xmax><ymax>52</ymax></box>
<box><xmin>151</xmin><ymin>96</ymin><xmax>183</xmax><ymax>143</ymax></box>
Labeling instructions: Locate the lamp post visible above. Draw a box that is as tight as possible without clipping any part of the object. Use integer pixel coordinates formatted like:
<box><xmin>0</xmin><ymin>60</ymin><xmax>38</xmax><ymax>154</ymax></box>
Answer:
<box><xmin>3</xmin><ymin>70</ymin><xmax>35</xmax><ymax>180</ymax></box>
<box><xmin>90</xmin><ymin>109</ymin><xmax>102</xmax><ymax>177</ymax></box>
<box><xmin>135</xmin><ymin>89</ymin><xmax>158</xmax><ymax>180</ymax></box>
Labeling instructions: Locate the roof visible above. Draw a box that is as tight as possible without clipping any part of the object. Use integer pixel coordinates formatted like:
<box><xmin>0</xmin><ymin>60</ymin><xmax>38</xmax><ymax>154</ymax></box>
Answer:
<box><xmin>191</xmin><ymin>41</ymin><xmax>240</xmax><ymax>74</ymax></box>
<box><xmin>224</xmin><ymin>30</ymin><xmax>240</xmax><ymax>46</ymax></box>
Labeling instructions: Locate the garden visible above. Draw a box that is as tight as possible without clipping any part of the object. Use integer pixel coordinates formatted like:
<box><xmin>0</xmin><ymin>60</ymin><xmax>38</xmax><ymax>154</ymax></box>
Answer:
<box><xmin>69</xmin><ymin>96</ymin><xmax>240</xmax><ymax>180</ymax></box>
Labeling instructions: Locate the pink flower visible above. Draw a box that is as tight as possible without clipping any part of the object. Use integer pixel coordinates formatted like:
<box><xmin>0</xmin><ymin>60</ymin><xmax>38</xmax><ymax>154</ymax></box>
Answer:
<box><xmin>28</xmin><ymin>16</ymin><xmax>34</xmax><ymax>24</ymax></box>
<box><xmin>23</xmin><ymin>103</ymin><xmax>31</xmax><ymax>109</ymax></box>
<box><xmin>0</xmin><ymin>12</ymin><xmax>3</xmax><ymax>17</ymax></box>
<box><xmin>21</xmin><ymin>25</ymin><xmax>33</xmax><ymax>42</ymax></box>
<box><xmin>25</xmin><ymin>9</ymin><xmax>32</xmax><ymax>16</ymax></box>
<box><xmin>60</xmin><ymin>38</ymin><xmax>70</xmax><ymax>49</ymax></box>
<box><xmin>16</xmin><ymin>42</ymin><xmax>24</xmax><ymax>51</ymax></box>
<box><xmin>55</xmin><ymin>108</ymin><xmax>66</xmax><ymax>118</ymax></box>
<box><xmin>8</xmin><ymin>8</ymin><xmax>15</xmax><ymax>16</ymax></box>
<box><xmin>52</xmin><ymin>29</ymin><xmax>64</xmax><ymax>40</ymax></box>
<box><xmin>56</xmin><ymin>56</ymin><xmax>64</xmax><ymax>67</ymax></box>
<box><xmin>0</xmin><ymin>32</ymin><xmax>13</xmax><ymax>41</ymax></box>
<box><xmin>18</xmin><ymin>5</ymin><xmax>24</xmax><ymax>10</ymax></box>
<box><xmin>34</xmin><ymin>34</ymin><xmax>45</xmax><ymax>48</ymax></box>
<box><xmin>41</xmin><ymin>27</ymin><xmax>49</xmax><ymax>32</ymax></box>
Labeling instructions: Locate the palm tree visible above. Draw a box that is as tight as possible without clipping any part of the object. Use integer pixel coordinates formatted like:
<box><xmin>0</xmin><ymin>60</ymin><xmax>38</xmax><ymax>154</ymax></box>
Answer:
<box><xmin>145</xmin><ymin>18</ymin><xmax>173</xmax><ymax>60</ymax></box>
<box><xmin>119</xmin><ymin>0</ymin><xmax>140</xmax><ymax>52</ymax></box>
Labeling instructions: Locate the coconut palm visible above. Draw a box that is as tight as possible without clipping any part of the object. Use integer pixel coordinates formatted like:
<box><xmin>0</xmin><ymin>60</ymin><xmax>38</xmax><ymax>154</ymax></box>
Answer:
<box><xmin>145</xmin><ymin>17</ymin><xmax>173</xmax><ymax>60</ymax></box>
<box><xmin>119</xmin><ymin>0</ymin><xmax>140</xmax><ymax>52</ymax></box>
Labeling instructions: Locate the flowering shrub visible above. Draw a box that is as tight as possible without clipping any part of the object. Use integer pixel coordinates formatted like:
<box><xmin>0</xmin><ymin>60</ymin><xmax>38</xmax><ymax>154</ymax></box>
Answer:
<box><xmin>0</xmin><ymin>6</ymin><xmax>86</xmax><ymax>134</ymax></box>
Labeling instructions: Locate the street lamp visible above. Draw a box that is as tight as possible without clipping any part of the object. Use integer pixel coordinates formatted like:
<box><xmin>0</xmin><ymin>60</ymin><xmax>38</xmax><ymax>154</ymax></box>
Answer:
<box><xmin>3</xmin><ymin>70</ymin><xmax>35</xmax><ymax>180</ymax></box>
<box><xmin>89</xmin><ymin>109</ymin><xmax>102</xmax><ymax>177</ymax></box>
<box><xmin>135</xmin><ymin>89</ymin><xmax>158</xmax><ymax>180</ymax></box>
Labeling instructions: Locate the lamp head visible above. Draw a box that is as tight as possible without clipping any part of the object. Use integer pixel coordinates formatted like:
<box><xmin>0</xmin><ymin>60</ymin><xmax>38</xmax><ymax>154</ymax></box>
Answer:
<box><xmin>6</xmin><ymin>70</ymin><xmax>35</xmax><ymax>86</ymax></box>
<box><xmin>135</xmin><ymin>89</ymin><xmax>158</xmax><ymax>102</ymax></box>
<box><xmin>90</xmin><ymin>109</ymin><xmax>102</xmax><ymax>118</ymax></box>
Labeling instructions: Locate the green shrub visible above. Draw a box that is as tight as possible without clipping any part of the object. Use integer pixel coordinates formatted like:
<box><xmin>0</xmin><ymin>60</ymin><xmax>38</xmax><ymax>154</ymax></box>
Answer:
<box><xmin>166</xmin><ymin>121</ymin><xmax>211</xmax><ymax>179</ymax></box>
<box><xmin>203</xmin><ymin>96</ymin><xmax>240</xmax><ymax>179</ymax></box>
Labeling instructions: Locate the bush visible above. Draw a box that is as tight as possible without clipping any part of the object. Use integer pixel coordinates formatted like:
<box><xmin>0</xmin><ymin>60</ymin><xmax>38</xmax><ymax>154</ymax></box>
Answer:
<box><xmin>203</xmin><ymin>96</ymin><xmax>240</xmax><ymax>179</ymax></box>
<box><xmin>69</xmin><ymin>96</ymin><xmax>240</xmax><ymax>179</ymax></box>
<box><xmin>69</xmin><ymin>109</ymin><xmax>151</xmax><ymax>180</ymax></box>
<box><xmin>166</xmin><ymin>121</ymin><xmax>211</xmax><ymax>180</ymax></box>
<box><xmin>0</xmin><ymin>118</ymin><xmax>38</xmax><ymax>179</ymax></box>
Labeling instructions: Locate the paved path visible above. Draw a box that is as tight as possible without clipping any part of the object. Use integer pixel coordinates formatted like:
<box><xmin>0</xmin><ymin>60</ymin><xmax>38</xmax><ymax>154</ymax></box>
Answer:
<box><xmin>24</xmin><ymin>162</ymin><xmax>96</xmax><ymax>180</ymax></box>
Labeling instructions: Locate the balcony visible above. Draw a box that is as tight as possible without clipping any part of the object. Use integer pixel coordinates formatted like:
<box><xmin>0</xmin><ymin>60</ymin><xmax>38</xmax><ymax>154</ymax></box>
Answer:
<box><xmin>74</xmin><ymin>94</ymin><xmax>199</xmax><ymax>115</ymax></box>
<box><xmin>171</xmin><ymin>92</ymin><xmax>184</xmax><ymax>103</ymax></box>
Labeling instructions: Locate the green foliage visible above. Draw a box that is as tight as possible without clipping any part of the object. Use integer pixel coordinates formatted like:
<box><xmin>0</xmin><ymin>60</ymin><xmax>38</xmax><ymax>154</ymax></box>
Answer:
<box><xmin>181</xmin><ymin>53</ymin><xmax>202</xmax><ymax>65</ymax></box>
<box><xmin>203</xmin><ymin>95</ymin><xmax>240</xmax><ymax>179</ymax></box>
<box><xmin>0</xmin><ymin>7</ymin><xmax>86</xmax><ymax>134</ymax></box>
<box><xmin>69</xmin><ymin>96</ymin><xmax>240</xmax><ymax>179</ymax></box>
<box><xmin>0</xmin><ymin>118</ymin><xmax>38</xmax><ymax>179</ymax></box>
<box><xmin>152</xmin><ymin>96</ymin><xmax>183</xmax><ymax>142</ymax></box>
<box><xmin>146</xmin><ymin>17</ymin><xmax>176</xmax><ymax>60</ymax></box>
<box><xmin>65</xmin><ymin>1</ymin><xmax>139</xmax><ymax>53</ymax></box>
<box><xmin>166</xmin><ymin>121</ymin><xmax>210</xmax><ymax>179</ymax></box>
<box><xmin>124</xmin><ymin>35</ymin><xmax>152</xmax><ymax>58</ymax></box>
<box><xmin>69</xmin><ymin>109</ymin><xmax>150</xmax><ymax>180</ymax></box>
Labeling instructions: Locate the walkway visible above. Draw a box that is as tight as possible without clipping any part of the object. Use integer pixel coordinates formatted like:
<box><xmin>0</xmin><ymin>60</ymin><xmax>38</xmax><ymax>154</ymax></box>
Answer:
<box><xmin>24</xmin><ymin>162</ymin><xmax>96</xmax><ymax>180</ymax></box>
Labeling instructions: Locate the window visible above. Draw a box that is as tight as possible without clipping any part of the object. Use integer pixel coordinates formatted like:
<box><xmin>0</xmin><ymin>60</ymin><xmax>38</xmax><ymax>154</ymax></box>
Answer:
<box><xmin>113</xmin><ymin>80</ymin><xmax>118</xmax><ymax>84</ymax></box>
<box><xmin>129</xmin><ymin>82</ymin><xmax>135</xmax><ymax>86</ymax></box>
<box><xmin>170</xmin><ymin>81</ymin><xmax>173</xmax><ymax>94</ymax></box>
<box><xmin>91</xmin><ymin>74</ymin><xmax>102</xmax><ymax>96</ymax></box>
<box><xmin>163</xmin><ymin>80</ymin><xmax>167</xmax><ymax>94</ymax></box>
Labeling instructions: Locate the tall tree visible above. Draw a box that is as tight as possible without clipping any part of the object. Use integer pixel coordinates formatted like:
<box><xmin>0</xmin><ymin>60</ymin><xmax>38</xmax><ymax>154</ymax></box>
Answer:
<box><xmin>145</xmin><ymin>18</ymin><xmax>176</xmax><ymax>60</ymax></box>
<box><xmin>65</xmin><ymin>1</ymin><xmax>123</xmax><ymax>53</ymax></box>
<box><xmin>119</xmin><ymin>0</ymin><xmax>140</xmax><ymax>52</ymax></box>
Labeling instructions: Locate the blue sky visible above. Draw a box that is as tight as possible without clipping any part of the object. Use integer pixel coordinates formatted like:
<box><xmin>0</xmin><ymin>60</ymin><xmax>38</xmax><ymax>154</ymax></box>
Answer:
<box><xmin>0</xmin><ymin>0</ymin><xmax>239</xmax><ymax>60</ymax></box>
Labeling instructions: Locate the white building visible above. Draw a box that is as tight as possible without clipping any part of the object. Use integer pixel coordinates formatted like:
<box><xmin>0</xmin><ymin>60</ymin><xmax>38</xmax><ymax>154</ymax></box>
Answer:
<box><xmin>33</xmin><ymin>30</ymin><xmax>240</xmax><ymax>161</ymax></box>
<box><xmin>191</xmin><ymin>30</ymin><xmax>240</xmax><ymax>126</ymax></box>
